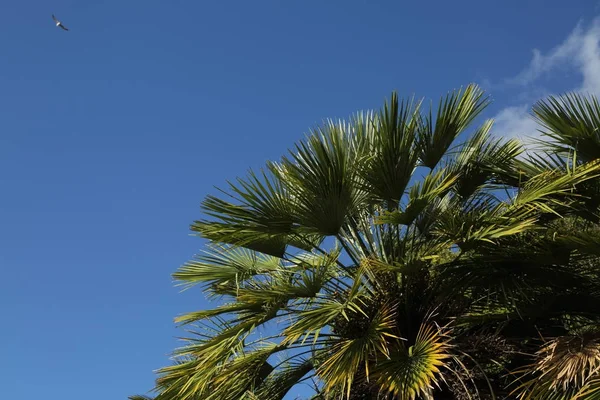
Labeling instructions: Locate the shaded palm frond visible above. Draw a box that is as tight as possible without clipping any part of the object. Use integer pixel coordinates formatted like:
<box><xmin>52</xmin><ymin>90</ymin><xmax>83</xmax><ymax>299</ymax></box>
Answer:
<box><xmin>451</xmin><ymin>119</ymin><xmax>523</xmax><ymax>198</ymax></box>
<box><xmin>533</xmin><ymin>92</ymin><xmax>600</xmax><ymax>162</ymax></box>
<box><xmin>204</xmin><ymin>344</ymin><xmax>281</xmax><ymax>399</ymax></box>
<box><xmin>154</xmin><ymin>330</ymin><xmax>285</xmax><ymax>400</ymax></box>
<box><xmin>234</xmin><ymin>263</ymin><xmax>336</xmax><ymax>305</ymax></box>
<box><xmin>252</xmin><ymin>360</ymin><xmax>315</xmax><ymax>400</ymax></box>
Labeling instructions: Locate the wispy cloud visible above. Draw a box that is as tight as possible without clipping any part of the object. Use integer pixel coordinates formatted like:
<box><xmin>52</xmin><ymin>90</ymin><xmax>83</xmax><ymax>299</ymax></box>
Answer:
<box><xmin>493</xmin><ymin>105</ymin><xmax>539</xmax><ymax>144</ymax></box>
<box><xmin>504</xmin><ymin>21</ymin><xmax>586</xmax><ymax>87</ymax></box>
<box><xmin>493</xmin><ymin>18</ymin><xmax>600</xmax><ymax>142</ymax></box>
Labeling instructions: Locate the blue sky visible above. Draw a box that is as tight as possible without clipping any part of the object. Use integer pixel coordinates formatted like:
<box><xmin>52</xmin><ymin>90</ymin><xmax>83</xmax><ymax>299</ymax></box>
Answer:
<box><xmin>1</xmin><ymin>1</ymin><xmax>599</xmax><ymax>399</ymax></box>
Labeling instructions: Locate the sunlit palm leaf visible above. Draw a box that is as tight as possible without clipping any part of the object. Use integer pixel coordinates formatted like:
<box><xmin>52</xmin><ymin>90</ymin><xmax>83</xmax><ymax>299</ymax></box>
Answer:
<box><xmin>373</xmin><ymin>322</ymin><xmax>454</xmax><ymax>400</ymax></box>
<box><xmin>451</xmin><ymin>119</ymin><xmax>523</xmax><ymax>198</ymax></box>
<box><xmin>317</xmin><ymin>302</ymin><xmax>400</xmax><ymax>397</ymax></box>
<box><xmin>280</xmin><ymin>119</ymin><xmax>367</xmax><ymax>235</ymax></box>
<box><xmin>418</xmin><ymin>84</ymin><xmax>490</xmax><ymax>169</ymax></box>
<box><xmin>193</xmin><ymin>169</ymin><xmax>302</xmax><ymax>257</ymax></box>
<box><xmin>173</xmin><ymin>244</ymin><xmax>281</xmax><ymax>289</ymax></box>
<box><xmin>358</xmin><ymin>93</ymin><xmax>422</xmax><ymax>205</ymax></box>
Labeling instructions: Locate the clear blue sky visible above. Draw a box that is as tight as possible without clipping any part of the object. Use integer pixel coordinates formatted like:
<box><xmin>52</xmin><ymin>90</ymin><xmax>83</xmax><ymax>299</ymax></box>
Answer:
<box><xmin>1</xmin><ymin>1</ymin><xmax>598</xmax><ymax>399</ymax></box>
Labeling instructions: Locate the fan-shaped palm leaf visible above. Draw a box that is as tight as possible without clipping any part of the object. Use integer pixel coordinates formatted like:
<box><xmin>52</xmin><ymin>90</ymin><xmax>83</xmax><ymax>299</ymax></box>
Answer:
<box><xmin>512</xmin><ymin>331</ymin><xmax>600</xmax><ymax>399</ymax></box>
<box><xmin>533</xmin><ymin>93</ymin><xmax>600</xmax><ymax>162</ymax></box>
<box><xmin>418</xmin><ymin>84</ymin><xmax>490</xmax><ymax>169</ymax></box>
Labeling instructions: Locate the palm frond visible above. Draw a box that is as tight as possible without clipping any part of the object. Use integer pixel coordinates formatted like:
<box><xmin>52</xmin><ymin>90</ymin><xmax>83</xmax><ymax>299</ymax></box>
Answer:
<box><xmin>252</xmin><ymin>360</ymin><xmax>315</xmax><ymax>400</ymax></box>
<box><xmin>373</xmin><ymin>322</ymin><xmax>454</xmax><ymax>400</ymax></box>
<box><xmin>318</xmin><ymin>302</ymin><xmax>400</xmax><ymax>397</ymax></box>
<box><xmin>510</xmin><ymin>158</ymin><xmax>600</xmax><ymax>217</ymax></box>
<box><xmin>173</xmin><ymin>244</ymin><xmax>281</xmax><ymax>289</ymax></box>
<box><xmin>533</xmin><ymin>92</ymin><xmax>600</xmax><ymax>162</ymax></box>
<box><xmin>280</xmin><ymin>119</ymin><xmax>366</xmax><ymax>236</ymax></box>
<box><xmin>376</xmin><ymin>167</ymin><xmax>458</xmax><ymax>226</ymax></box>
<box><xmin>193</xmin><ymin>169</ymin><xmax>298</xmax><ymax>257</ymax></box>
<box><xmin>511</xmin><ymin>331</ymin><xmax>600</xmax><ymax>399</ymax></box>
<box><xmin>418</xmin><ymin>83</ymin><xmax>490</xmax><ymax>169</ymax></box>
<box><xmin>359</xmin><ymin>93</ymin><xmax>422</xmax><ymax>205</ymax></box>
<box><xmin>451</xmin><ymin>119</ymin><xmax>523</xmax><ymax>198</ymax></box>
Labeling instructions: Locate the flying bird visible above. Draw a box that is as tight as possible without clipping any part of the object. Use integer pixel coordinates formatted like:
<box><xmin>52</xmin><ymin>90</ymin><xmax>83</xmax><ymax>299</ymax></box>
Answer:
<box><xmin>52</xmin><ymin>15</ymin><xmax>69</xmax><ymax>31</ymax></box>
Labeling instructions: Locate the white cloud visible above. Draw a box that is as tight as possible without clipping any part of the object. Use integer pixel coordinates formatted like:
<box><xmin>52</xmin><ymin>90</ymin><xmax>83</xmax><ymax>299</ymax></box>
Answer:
<box><xmin>493</xmin><ymin>18</ymin><xmax>600</xmax><ymax>144</ymax></box>
<box><xmin>578</xmin><ymin>20</ymin><xmax>600</xmax><ymax>94</ymax></box>
<box><xmin>494</xmin><ymin>105</ymin><xmax>538</xmax><ymax>142</ymax></box>
<box><xmin>504</xmin><ymin>21</ymin><xmax>586</xmax><ymax>87</ymax></box>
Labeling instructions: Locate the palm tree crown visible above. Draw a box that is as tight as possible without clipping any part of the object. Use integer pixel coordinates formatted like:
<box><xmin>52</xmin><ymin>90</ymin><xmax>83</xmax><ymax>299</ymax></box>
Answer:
<box><xmin>134</xmin><ymin>85</ymin><xmax>600</xmax><ymax>400</ymax></box>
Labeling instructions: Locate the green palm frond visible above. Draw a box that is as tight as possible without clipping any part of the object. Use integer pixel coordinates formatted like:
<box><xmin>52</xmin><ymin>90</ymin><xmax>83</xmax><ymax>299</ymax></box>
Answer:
<box><xmin>413</xmin><ymin>193</ymin><xmax>452</xmax><ymax>236</ymax></box>
<box><xmin>437</xmin><ymin>241</ymin><xmax>585</xmax><ymax>310</ymax></box>
<box><xmin>155</xmin><ymin>331</ymin><xmax>283</xmax><ymax>400</ymax></box>
<box><xmin>194</xmin><ymin>169</ymin><xmax>298</xmax><ymax>257</ymax></box>
<box><xmin>553</xmin><ymin>225</ymin><xmax>600</xmax><ymax>257</ymax></box>
<box><xmin>451</xmin><ymin>119</ymin><xmax>523</xmax><ymax>198</ymax></box>
<box><xmin>283</xmin><ymin>298</ymin><xmax>357</xmax><ymax>346</ymax></box>
<box><xmin>279</xmin><ymin>119</ymin><xmax>366</xmax><ymax>236</ymax></box>
<box><xmin>203</xmin><ymin>344</ymin><xmax>280</xmax><ymax>400</ymax></box>
<box><xmin>376</xmin><ymin>167</ymin><xmax>458</xmax><ymax>226</ymax></box>
<box><xmin>174</xmin><ymin>302</ymin><xmax>264</xmax><ymax>325</ymax></box>
<box><xmin>173</xmin><ymin>244</ymin><xmax>281</xmax><ymax>289</ymax></box>
<box><xmin>533</xmin><ymin>92</ymin><xmax>600</xmax><ymax>162</ymax></box>
<box><xmin>373</xmin><ymin>322</ymin><xmax>454</xmax><ymax>400</ymax></box>
<box><xmin>575</xmin><ymin>376</ymin><xmax>600</xmax><ymax>399</ymax></box>
<box><xmin>510</xmin><ymin>159</ymin><xmax>600</xmax><ymax>218</ymax></box>
<box><xmin>359</xmin><ymin>93</ymin><xmax>422</xmax><ymax>205</ymax></box>
<box><xmin>235</xmin><ymin>265</ymin><xmax>334</xmax><ymax>305</ymax></box>
<box><xmin>252</xmin><ymin>360</ymin><xmax>314</xmax><ymax>400</ymax></box>
<box><xmin>432</xmin><ymin>196</ymin><xmax>537</xmax><ymax>251</ymax></box>
<box><xmin>418</xmin><ymin>83</ymin><xmax>490</xmax><ymax>169</ymax></box>
<box><xmin>317</xmin><ymin>302</ymin><xmax>400</xmax><ymax>397</ymax></box>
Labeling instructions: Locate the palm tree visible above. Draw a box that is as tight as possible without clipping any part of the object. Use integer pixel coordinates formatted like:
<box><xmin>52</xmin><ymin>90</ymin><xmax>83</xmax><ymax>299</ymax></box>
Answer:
<box><xmin>502</xmin><ymin>94</ymin><xmax>600</xmax><ymax>400</ymax></box>
<box><xmin>133</xmin><ymin>86</ymin><xmax>600</xmax><ymax>399</ymax></box>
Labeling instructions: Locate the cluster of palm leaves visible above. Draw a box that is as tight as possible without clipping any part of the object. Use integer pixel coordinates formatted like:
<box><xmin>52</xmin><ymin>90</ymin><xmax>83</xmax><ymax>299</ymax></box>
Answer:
<box><xmin>132</xmin><ymin>85</ymin><xmax>600</xmax><ymax>399</ymax></box>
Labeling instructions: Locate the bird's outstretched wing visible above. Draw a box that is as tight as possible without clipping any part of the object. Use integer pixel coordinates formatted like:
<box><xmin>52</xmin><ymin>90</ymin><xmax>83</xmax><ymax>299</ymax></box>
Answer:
<box><xmin>52</xmin><ymin>15</ymin><xmax>69</xmax><ymax>31</ymax></box>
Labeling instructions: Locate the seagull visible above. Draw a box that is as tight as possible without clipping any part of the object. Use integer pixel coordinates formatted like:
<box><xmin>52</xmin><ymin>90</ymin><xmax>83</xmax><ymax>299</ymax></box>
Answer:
<box><xmin>52</xmin><ymin>14</ymin><xmax>69</xmax><ymax>31</ymax></box>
